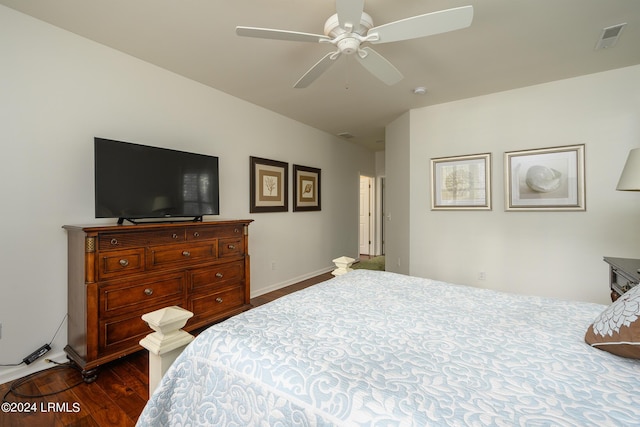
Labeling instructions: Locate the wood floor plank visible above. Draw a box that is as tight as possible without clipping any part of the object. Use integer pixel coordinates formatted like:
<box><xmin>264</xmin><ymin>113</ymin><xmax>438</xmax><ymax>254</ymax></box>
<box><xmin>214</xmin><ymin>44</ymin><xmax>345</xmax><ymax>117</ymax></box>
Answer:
<box><xmin>63</xmin><ymin>416</ymin><xmax>99</xmax><ymax>427</ymax></box>
<box><xmin>108</xmin><ymin>356</ymin><xmax>148</xmax><ymax>401</ymax></box>
<box><xmin>69</xmin><ymin>382</ymin><xmax>134</xmax><ymax>427</ymax></box>
<box><xmin>94</xmin><ymin>367</ymin><xmax>146</xmax><ymax>422</ymax></box>
<box><xmin>31</xmin><ymin>367</ymin><xmax>85</xmax><ymax>427</ymax></box>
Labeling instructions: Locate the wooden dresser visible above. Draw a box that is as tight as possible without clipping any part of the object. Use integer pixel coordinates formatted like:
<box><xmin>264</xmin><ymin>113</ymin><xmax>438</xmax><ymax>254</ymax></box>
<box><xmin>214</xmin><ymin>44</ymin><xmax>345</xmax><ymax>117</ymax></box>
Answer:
<box><xmin>63</xmin><ymin>219</ymin><xmax>252</xmax><ymax>381</ymax></box>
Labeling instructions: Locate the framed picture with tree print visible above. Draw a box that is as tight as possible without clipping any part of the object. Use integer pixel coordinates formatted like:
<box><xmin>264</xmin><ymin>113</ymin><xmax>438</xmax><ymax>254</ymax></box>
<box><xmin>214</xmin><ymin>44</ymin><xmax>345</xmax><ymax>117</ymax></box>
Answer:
<box><xmin>293</xmin><ymin>164</ymin><xmax>321</xmax><ymax>212</ymax></box>
<box><xmin>431</xmin><ymin>153</ymin><xmax>492</xmax><ymax>210</ymax></box>
<box><xmin>250</xmin><ymin>156</ymin><xmax>288</xmax><ymax>213</ymax></box>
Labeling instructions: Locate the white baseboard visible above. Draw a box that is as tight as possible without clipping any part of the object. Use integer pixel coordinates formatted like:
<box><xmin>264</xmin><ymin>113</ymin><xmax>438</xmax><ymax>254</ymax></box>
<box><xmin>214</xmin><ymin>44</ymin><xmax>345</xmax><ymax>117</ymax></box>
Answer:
<box><xmin>0</xmin><ymin>349</ymin><xmax>67</xmax><ymax>385</ymax></box>
<box><xmin>250</xmin><ymin>265</ymin><xmax>334</xmax><ymax>299</ymax></box>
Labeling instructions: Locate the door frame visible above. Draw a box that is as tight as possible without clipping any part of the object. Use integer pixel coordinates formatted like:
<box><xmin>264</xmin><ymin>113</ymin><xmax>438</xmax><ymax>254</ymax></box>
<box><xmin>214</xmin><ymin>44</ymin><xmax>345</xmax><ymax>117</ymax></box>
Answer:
<box><xmin>359</xmin><ymin>175</ymin><xmax>376</xmax><ymax>256</ymax></box>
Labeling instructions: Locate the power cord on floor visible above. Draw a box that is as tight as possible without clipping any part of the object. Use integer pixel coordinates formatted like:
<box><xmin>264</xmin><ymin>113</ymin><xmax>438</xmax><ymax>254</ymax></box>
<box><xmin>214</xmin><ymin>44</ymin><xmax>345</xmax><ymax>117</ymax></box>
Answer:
<box><xmin>2</xmin><ymin>359</ymin><xmax>84</xmax><ymax>403</ymax></box>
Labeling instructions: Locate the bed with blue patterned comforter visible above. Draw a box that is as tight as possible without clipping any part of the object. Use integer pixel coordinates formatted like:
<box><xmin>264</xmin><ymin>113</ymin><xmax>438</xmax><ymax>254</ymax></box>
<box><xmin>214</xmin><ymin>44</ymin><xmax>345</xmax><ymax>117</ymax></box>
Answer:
<box><xmin>137</xmin><ymin>270</ymin><xmax>640</xmax><ymax>426</ymax></box>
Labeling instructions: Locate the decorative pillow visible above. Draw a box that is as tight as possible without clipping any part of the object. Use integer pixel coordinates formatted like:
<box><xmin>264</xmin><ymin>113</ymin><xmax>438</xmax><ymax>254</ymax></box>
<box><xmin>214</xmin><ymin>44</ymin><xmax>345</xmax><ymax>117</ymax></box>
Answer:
<box><xmin>585</xmin><ymin>284</ymin><xmax>640</xmax><ymax>359</ymax></box>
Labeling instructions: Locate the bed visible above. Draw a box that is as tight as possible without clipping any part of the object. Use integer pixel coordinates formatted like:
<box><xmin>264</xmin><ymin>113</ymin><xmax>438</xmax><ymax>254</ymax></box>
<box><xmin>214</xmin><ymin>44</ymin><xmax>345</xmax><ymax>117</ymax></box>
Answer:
<box><xmin>137</xmin><ymin>269</ymin><xmax>640</xmax><ymax>426</ymax></box>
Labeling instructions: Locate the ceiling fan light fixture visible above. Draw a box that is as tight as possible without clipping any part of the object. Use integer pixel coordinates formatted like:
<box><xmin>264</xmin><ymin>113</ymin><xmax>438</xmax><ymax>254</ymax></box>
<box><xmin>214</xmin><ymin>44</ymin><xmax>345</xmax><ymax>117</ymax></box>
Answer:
<box><xmin>337</xmin><ymin>37</ymin><xmax>361</xmax><ymax>55</ymax></box>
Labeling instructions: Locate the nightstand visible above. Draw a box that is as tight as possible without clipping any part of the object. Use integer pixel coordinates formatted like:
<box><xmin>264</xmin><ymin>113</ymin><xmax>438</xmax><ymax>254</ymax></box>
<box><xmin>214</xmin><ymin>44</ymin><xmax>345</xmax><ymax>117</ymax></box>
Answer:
<box><xmin>603</xmin><ymin>257</ymin><xmax>640</xmax><ymax>302</ymax></box>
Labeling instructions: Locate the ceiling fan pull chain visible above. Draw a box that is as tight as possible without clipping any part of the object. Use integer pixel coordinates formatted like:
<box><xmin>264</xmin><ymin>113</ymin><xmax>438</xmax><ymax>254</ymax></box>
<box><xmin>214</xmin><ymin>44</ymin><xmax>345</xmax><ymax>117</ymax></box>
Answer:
<box><xmin>344</xmin><ymin>56</ymin><xmax>351</xmax><ymax>90</ymax></box>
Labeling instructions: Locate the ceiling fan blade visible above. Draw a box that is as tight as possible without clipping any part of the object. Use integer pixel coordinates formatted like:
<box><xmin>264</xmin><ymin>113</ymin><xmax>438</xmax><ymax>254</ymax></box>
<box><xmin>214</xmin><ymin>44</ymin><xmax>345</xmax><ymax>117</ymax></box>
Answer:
<box><xmin>355</xmin><ymin>47</ymin><xmax>403</xmax><ymax>86</ymax></box>
<box><xmin>294</xmin><ymin>51</ymin><xmax>341</xmax><ymax>88</ymax></box>
<box><xmin>336</xmin><ymin>0</ymin><xmax>365</xmax><ymax>31</ymax></box>
<box><xmin>368</xmin><ymin>5</ymin><xmax>473</xmax><ymax>44</ymax></box>
<box><xmin>236</xmin><ymin>26</ymin><xmax>331</xmax><ymax>43</ymax></box>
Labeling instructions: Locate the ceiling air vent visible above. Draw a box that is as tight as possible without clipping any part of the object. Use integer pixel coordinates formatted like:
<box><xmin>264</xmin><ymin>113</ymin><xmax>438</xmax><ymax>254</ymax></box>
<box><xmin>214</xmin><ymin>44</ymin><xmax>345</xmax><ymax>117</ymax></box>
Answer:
<box><xmin>337</xmin><ymin>132</ymin><xmax>354</xmax><ymax>139</ymax></box>
<box><xmin>595</xmin><ymin>23</ymin><xmax>626</xmax><ymax>50</ymax></box>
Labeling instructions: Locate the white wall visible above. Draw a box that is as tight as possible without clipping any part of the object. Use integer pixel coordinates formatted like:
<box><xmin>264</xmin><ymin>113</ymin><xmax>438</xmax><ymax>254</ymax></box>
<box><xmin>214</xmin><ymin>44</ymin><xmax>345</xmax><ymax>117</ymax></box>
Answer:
<box><xmin>386</xmin><ymin>65</ymin><xmax>640</xmax><ymax>305</ymax></box>
<box><xmin>0</xmin><ymin>6</ymin><xmax>374</xmax><ymax>382</ymax></box>
<box><xmin>384</xmin><ymin>112</ymin><xmax>411</xmax><ymax>274</ymax></box>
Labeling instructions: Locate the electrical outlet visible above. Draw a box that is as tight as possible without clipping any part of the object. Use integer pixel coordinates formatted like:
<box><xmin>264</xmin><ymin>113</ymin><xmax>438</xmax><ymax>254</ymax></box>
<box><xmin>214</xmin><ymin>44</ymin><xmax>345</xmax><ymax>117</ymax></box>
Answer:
<box><xmin>478</xmin><ymin>271</ymin><xmax>486</xmax><ymax>280</ymax></box>
<box><xmin>271</xmin><ymin>261</ymin><xmax>276</xmax><ymax>271</ymax></box>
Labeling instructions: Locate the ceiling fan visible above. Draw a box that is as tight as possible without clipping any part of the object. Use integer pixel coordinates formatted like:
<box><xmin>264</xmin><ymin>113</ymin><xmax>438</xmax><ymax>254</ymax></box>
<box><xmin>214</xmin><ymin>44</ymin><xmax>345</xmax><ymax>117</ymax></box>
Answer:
<box><xmin>235</xmin><ymin>0</ymin><xmax>473</xmax><ymax>88</ymax></box>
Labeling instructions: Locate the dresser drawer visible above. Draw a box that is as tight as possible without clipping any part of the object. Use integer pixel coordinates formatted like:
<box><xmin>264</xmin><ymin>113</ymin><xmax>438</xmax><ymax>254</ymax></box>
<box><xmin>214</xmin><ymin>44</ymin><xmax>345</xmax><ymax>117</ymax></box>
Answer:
<box><xmin>190</xmin><ymin>260</ymin><xmax>244</xmax><ymax>293</ymax></box>
<box><xmin>99</xmin><ymin>272</ymin><xmax>185</xmax><ymax>317</ymax></box>
<box><xmin>187</xmin><ymin>225</ymin><xmax>244</xmax><ymax>241</ymax></box>
<box><xmin>98</xmin><ymin>248</ymin><xmax>145</xmax><ymax>279</ymax></box>
<box><xmin>219</xmin><ymin>237</ymin><xmax>244</xmax><ymax>258</ymax></box>
<box><xmin>189</xmin><ymin>285</ymin><xmax>245</xmax><ymax>325</ymax></box>
<box><xmin>98</xmin><ymin>228</ymin><xmax>184</xmax><ymax>251</ymax></box>
<box><xmin>147</xmin><ymin>243</ymin><xmax>217</xmax><ymax>269</ymax></box>
<box><xmin>99</xmin><ymin>304</ymin><xmax>183</xmax><ymax>355</ymax></box>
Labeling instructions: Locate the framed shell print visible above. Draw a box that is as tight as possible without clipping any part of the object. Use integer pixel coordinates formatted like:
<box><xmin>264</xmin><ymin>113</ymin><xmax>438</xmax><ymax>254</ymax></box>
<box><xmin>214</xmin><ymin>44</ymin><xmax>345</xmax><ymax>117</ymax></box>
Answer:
<box><xmin>293</xmin><ymin>164</ymin><xmax>321</xmax><ymax>212</ymax></box>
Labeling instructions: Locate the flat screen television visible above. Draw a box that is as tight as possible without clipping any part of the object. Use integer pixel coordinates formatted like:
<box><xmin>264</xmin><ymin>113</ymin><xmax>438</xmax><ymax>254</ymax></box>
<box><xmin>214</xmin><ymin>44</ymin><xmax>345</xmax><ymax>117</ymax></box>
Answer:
<box><xmin>94</xmin><ymin>137</ymin><xmax>219</xmax><ymax>224</ymax></box>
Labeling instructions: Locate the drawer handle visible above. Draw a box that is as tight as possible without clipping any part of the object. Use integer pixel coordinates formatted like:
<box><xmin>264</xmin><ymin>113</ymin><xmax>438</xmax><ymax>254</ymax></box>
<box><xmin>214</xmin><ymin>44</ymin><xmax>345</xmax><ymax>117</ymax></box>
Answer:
<box><xmin>215</xmin><ymin>272</ymin><xmax>224</xmax><ymax>278</ymax></box>
<box><xmin>144</xmin><ymin>288</ymin><xmax>153</xmax><ymax>296</ymax></box>
<box><xmin>193</xmin><ymin>232</ymin><xmax>200</xmax><ymax>238</ymax></box>
<box><xmin>215</xmin><ymin>297</ymin><xmax>223</xmax><ymax>304</ymax></box>
<box><xmin>182</xmin><ymin>251</ymin><xmax>191</xmax><ymax>257</ymax></box>
<box><xmin>234</xmin><ymin>228</ymin><xmax>240</xmax><ymax>234</ymax></box>
<box><xmin>228</xmin><ymin>244</ymin><xmax>236</xmax><ymax>250</ymax></box>
<box><xmin>172</xmin><ymin>233</ymin><xmax>178</xmax><ymax>239</ymax></box>
<box><xmin>110</xmin><ymin>238</ymin><xmax>118</xmax><ymax>246</ymax></box>
<box><xmin>119</xmin><ymin>259</ymin><xmax>129</xmax><ymax>267</ymax></box>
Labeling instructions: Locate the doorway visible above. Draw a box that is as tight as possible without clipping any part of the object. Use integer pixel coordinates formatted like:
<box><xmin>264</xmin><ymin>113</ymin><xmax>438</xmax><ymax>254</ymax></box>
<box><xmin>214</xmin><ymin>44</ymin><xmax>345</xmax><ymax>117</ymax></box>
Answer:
<box><xmin>359</xmin><ymin>175</ymin><xmax>374</xmax><ymax>256</ymax></box>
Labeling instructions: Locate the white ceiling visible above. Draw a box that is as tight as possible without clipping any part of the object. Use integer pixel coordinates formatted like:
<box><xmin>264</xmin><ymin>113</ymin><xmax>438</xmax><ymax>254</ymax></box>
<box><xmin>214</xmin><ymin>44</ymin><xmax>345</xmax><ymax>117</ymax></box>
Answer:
<box><xmin>2</xmin><ymin>0</ymin><xmax>639</xmax><ymax>151</ymax></box>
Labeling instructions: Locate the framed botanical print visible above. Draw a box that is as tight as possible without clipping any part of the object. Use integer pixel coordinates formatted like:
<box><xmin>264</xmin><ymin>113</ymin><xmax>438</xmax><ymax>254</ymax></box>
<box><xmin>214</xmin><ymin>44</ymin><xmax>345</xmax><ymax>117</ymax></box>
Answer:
<box><xmin>293</xmin><ymin>164</ymin><xmax>321</xmax><ymax>212</ymax></box>
<box><xmin>504</xmin><ymin>144</ymin><xmax>585</xmax><ymax>211</ymax></box>
<box><xmin>431</xmin><ymin>153</ymin><xmax>492</xmax><ymax>210</ymax></box>
<box><xmin>250</xmin><ymin>156</ymin><xmax>288</xmax><ymax>213</ymax></box>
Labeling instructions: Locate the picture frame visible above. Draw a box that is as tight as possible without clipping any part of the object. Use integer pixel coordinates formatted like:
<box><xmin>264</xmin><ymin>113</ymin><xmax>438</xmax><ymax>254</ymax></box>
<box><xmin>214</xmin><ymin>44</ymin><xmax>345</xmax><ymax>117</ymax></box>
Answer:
<box><xmin>504</xmin><ymin>144</ymin><xmax>585</xmax><ymax>211</ymax></box>
<box><xmin>250</xmin><ymin>156</ymin><xmax>288</xmax><ymax>213</ymax></box>
<box><xmin>293</xmin><ymin>164</ymin><xmax>321</xmax><ymax>211</ymax></box>
<box><xmin>430</xmin><ymin>153</ymin><xmax>492</xmax><ymax>210</ymax></box>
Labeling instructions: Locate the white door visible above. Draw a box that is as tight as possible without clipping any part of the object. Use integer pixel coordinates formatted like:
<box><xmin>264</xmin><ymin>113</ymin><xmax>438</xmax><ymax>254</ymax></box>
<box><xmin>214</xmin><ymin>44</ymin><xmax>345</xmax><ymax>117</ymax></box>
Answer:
<box><xmin>359</xmin><ymin>176</ymin><xmax>372</xmax><ymax>255</ymax></box>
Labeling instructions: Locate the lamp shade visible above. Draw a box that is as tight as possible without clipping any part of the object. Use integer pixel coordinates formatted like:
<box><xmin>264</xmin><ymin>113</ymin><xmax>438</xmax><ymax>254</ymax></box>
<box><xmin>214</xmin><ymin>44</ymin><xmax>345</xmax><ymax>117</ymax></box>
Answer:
<box><xmin>617</xmin><ymin>148</ymin><xmax>640</xmax><ymax>191</ymax></box>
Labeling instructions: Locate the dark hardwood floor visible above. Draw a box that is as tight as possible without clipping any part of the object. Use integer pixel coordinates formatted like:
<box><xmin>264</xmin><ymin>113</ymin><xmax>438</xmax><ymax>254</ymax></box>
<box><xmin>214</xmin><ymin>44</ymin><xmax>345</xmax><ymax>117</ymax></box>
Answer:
<box><xmin>0</xmin><ymin>272</ymin><xmax>333</xmax><ymax>427</ymax></box>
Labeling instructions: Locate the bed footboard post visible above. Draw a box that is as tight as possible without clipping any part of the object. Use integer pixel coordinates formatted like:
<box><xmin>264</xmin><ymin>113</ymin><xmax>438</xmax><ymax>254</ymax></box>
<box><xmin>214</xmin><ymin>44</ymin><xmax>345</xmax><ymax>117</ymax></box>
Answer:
<box><xmin>139</xmin><ymin>306</ymin><xmax>195</xmax><ymax>396</ymax></box>
<box><xmin>332</xmin><ymin>256</ymin><xmax>355</xmax><ymax>276</ymax></box>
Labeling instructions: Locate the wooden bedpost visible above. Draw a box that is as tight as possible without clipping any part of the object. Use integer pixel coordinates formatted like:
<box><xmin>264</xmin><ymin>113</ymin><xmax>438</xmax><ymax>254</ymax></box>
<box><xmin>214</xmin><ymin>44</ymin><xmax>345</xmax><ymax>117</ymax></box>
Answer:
<box><xmin>139</xmin><ymin>306</ymin><xmax>195</xmax><ymax>395</ymax></box>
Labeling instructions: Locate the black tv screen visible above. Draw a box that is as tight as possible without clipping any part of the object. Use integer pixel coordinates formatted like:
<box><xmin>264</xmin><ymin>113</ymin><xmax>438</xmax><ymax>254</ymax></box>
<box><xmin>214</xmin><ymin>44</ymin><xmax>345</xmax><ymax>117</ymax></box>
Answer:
<box><xmin>94</xmin><ymin>138</ymin><xmax>219</xmax><ymax>223</ymax></box>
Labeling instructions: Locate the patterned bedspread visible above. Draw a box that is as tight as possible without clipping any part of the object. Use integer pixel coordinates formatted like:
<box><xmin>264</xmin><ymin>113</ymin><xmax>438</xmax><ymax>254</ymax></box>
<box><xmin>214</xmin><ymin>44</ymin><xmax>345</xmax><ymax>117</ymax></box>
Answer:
<box><xmin>137</xmin><ymin>270</ymin><xmax>640</xmax><ymax>426</ymax></box>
